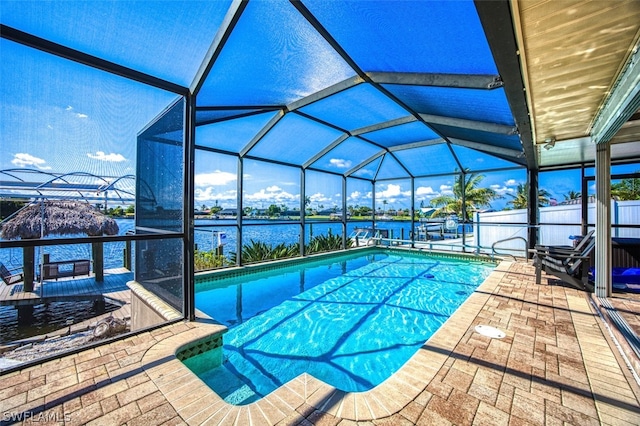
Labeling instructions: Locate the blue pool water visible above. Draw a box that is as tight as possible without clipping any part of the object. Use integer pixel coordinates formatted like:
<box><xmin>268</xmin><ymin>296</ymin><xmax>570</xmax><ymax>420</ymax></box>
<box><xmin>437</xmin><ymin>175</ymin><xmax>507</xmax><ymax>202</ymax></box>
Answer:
<box><xmin>185</xmin><ymin>250</ymin><xmax>495</xmax><ymax>405</ymax></box>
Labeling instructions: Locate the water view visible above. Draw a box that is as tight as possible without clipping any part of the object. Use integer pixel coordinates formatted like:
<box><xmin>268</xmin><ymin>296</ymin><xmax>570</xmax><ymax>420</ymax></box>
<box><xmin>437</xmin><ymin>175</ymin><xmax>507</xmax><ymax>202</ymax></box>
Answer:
<box><xmin>0</xmin><ymin>218</ymin><xmax>414</xmax><ymax>344</ymax></box>
<box><xmin>1</xmin><ymin>218</ymin><xmax>417</xmax><ymax>270</ymax></box>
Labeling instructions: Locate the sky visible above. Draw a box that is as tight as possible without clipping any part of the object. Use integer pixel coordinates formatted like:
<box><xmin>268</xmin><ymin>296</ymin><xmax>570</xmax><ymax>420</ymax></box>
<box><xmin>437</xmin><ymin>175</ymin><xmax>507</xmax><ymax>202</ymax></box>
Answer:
<box><xmin>3</xmin><ymin>35</ymin><xmax>636</xmax><ymax>213</ymax></box>
<box><xmin>0</xmin><ymin>34</ymin><xmax>532</xmax><ymax>213</ymax></box>
<box><xmin>193</xmin><ymin>152</ymin><xmax>529</xmax><ymax>212</ymax></box>
<box><xmin>2</xmin><ymin>4</ymin><xmax>637</xmax><ymax>214</ymax></box>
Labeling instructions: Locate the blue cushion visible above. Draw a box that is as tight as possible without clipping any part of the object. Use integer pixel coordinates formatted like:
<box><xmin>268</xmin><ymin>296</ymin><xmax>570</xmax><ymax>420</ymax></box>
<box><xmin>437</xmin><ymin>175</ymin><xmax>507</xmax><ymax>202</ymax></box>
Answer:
<box><xmin>614</xmin><ymin>268</ymin><xmax>640</xmax><ymax>284</ymax></box>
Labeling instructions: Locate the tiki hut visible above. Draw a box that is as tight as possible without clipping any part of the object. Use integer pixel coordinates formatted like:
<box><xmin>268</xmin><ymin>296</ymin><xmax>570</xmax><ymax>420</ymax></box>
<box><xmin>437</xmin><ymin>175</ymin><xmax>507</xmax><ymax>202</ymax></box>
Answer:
<box><xmin>1</xmin><ymin>200</ymin><xmax>119</xmax><ymax>291</ymax></box>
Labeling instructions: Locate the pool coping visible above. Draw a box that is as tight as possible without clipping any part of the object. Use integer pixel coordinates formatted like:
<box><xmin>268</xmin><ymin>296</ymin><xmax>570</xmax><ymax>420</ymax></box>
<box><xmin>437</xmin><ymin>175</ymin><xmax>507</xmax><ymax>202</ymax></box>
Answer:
<box><xmin>194</xmin><ymin>246</ymin><xmax>498</xmax><ymax>285</ymax></box>
<box><xmin>141</xmin><ymin>260</ymin><xmax>512</xmax><ymax>424</ymax></box>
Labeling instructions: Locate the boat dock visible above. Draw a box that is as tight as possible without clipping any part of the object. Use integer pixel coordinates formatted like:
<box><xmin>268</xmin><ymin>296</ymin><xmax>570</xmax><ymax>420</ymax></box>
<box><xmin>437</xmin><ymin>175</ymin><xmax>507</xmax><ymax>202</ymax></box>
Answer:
<box><xmin>0</xmin><ymin>268</ymin><xmax>133</xmax><ymax>307</ymax></box>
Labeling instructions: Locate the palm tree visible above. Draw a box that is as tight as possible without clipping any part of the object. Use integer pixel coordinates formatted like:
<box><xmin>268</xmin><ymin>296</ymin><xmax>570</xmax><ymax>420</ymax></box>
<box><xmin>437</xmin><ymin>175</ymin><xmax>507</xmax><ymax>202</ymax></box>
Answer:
<box><xmin>429</xmin><ymin>171</ymin><xmax>500</xmax><ymax>220</ymax></box>
<box><xmin>563</xmin><ymin>190</ymin><xmax>581</xmax><ymax>201</ymax></box>
<box><xmin>611</xmin><ymin>174</ymin><xmax>640</xmax><ymax>200</ymax></box>
<box><xmin>506</xmin><ymin>183</ymin><xmax>551</xmax><ymax>209</ymax></box>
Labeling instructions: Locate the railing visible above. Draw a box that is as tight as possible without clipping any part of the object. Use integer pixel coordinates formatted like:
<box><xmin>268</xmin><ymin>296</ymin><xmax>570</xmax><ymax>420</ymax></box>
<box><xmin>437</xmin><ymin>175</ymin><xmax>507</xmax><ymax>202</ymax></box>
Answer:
<box><xmin>491</xmin><ymin>236</ymin><xmax>528</xmax><ymax>260</ymax></box>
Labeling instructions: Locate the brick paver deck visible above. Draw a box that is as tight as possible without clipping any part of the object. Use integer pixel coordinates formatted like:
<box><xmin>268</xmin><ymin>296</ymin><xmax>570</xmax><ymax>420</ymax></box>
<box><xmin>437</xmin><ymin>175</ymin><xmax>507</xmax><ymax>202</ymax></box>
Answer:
<box><xmin>1</xmin><ymin>261</ymin><xmax>639</xmax><ymax>425</ymax></box>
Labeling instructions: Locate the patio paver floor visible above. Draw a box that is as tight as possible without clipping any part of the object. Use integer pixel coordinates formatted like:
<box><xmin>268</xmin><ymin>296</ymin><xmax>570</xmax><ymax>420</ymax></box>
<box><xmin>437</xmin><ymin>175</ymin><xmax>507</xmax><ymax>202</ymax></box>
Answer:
<box><xmin>1</xmin><ymin>260</ymin><xmax>639</xmax><ymax>425</ymax></box>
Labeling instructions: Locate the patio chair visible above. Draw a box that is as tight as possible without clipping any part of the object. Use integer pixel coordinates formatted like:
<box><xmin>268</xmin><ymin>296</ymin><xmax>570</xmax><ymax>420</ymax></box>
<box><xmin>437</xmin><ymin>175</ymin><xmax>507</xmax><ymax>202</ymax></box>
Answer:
<box><xmin>0</xmin><ymin>262</ymin><xmax>24</xmax><ymax>285</ymax></box>
<box><xmin>530</xmin><ymin>233</ymin><xmax>596</xmax><ymax>290</ymax></box>
<box><xmin>443</xmin><ymin>216</ymin><xmax>459</xmax><ymax>238</ymax></box>
<box><xmin>534</xmin><ymin>230</ymin><xmax>595</xmax><ymax>254</ymax></box>
<box><xmin>73</xmin><ymin>260</ymin><xmax>91</xmax><ymax>278</ymax></box>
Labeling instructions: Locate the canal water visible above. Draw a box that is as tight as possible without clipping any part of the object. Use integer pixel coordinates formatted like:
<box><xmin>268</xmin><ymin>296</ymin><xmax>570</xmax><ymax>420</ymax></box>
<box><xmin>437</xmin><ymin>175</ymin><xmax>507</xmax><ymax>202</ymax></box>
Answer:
<box><xmin>0</xmin><ymin>218</ymin><xmax>414</xmax><ymax>344</ymax></box>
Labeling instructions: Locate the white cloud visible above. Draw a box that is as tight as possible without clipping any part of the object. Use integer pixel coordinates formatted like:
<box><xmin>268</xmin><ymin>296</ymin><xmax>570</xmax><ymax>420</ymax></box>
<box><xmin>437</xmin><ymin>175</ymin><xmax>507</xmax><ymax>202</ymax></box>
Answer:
<box><xmin>439</xmin><ymin>184</ymin><xmax>453</xmax><ymax>196</ymax></box>
<box><xmin>504</xmin><ymin>179</ymin><xmax>518</xmax><ymax>186</ymax></box>
<box><xmin>194</xmin><ymin>171</ymin><xmax>237</xmax><ymax>187</ymax></box>
<box><xmin>194</xmin><ymin>187</ymin><xmax>237</xmax><ymax>202</ymax></box>
<box><xmin>66</xmin><ymin>105</ymin><xmax>88</xmax><ymax>118</ymax></box>
<box><xmin>11</xmin><ymin>153</ymin><xmax>51</xmax><ymax>170</ymax></box>
<box><xmin>309</xmin><ymin>192</ymin><xmax>330</xmax><ymax>203</ymax></box>
<box><xmin>377</xmin><ymin>184</ymin><xmax>402</xmax><ymax>198</ymax></box>
<box><xmin>347</xmin><ymin>190</ymin><xmax>372</xmax><ymax>202</ymax></box>
<box><xmin>87</xmin><ymin>151</ymin><xmax>126</xmax><ymax>162</ymax></box>
<box><xmin>64</xmin><ymin>105</ymin><xmax>89</xmax><ymax>118</ymax></box>
<box><xmin>415</xmin><ymin>186</ymin><xmax>436</xmax><ymax>196</ymax></box>
<box><xmin>356</xmin><ymin>168</ymin><xmax>374</xmax><ymax>177</ymax></box>
<box><xmin>491</xmin><ymin>184</ymin><xmax>514</xmax><ymax>196</ymax></box>
<box><xmin>329</xmin><ymin>158</ymin><xmax>352</xmax><ymax>168</ymax></box>
<box><xmin>348</xmin><ymin>191</ymin><xmax>362</xmax><ymax>201</ymax></box>
<box><xmin>244</xmin><ymin>187</ymin><xmax>297</xmax><ymax>204</ymax></box>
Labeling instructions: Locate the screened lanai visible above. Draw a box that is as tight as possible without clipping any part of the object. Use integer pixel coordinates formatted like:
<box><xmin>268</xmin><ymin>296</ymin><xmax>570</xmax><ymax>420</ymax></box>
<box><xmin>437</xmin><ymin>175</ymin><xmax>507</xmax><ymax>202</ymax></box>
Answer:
<box><xmin>1</xmin><ymin>0</ymin><xmax>640</xmax><ymax>357</ymax></box>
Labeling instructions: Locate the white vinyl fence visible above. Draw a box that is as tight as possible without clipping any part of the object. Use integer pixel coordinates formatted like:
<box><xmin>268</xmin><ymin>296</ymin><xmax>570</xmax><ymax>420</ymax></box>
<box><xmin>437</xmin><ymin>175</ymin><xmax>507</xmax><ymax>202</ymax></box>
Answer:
<box><xmin>475</xmin><ymin>200</ymin><xmax>640</xmax><ymax>257</ymax></box>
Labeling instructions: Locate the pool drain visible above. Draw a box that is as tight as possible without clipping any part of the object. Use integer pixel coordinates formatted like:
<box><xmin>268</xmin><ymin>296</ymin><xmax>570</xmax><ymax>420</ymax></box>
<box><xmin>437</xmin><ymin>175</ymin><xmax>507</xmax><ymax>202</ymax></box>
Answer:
<box><xmin>474</xmin><ymin>325</ymin><xmax>505</xmax><ymax>339</ymax></box>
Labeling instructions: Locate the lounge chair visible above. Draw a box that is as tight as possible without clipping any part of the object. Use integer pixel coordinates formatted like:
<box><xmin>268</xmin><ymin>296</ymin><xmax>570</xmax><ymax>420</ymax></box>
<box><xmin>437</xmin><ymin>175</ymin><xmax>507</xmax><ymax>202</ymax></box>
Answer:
<box><xmin>0</xmin><ymin>262</ymin><xmax>24</xmax><ymax>285</ymax></box>
<box><xmin>530</xmin><ymin>233</ymin><xmax>596</xmax><ymax>290</ymax></box>
<box><xmin>534</xmin><ymin>230</ymin><xmax>594</xmax><ymax>254</ymax></box>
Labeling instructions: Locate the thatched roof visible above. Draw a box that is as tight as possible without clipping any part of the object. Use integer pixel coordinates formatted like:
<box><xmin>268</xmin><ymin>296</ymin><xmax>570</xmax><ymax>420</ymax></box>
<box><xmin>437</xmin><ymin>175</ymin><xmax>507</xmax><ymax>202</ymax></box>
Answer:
<box><xmin>0</xmin><ymin>200</ymin><xmax>119</xmax><ymax>240</ymax></box>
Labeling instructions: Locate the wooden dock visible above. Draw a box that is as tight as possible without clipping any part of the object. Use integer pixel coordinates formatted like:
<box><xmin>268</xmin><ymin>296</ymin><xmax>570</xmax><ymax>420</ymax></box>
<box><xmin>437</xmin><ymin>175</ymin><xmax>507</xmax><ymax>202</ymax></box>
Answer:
<box><xmin>0</xmin><ymin>268</ymin><xmax>133</xmax><ymax>307</ymax></box>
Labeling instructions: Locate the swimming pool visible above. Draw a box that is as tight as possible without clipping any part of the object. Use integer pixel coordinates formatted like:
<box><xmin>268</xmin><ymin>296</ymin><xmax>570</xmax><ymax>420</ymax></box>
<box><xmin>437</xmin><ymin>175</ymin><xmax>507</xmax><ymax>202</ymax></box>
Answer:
<box><xmin>185</xmin><ymin>249</ymin><xmax>495</xmax><ymax>405</ymax></box>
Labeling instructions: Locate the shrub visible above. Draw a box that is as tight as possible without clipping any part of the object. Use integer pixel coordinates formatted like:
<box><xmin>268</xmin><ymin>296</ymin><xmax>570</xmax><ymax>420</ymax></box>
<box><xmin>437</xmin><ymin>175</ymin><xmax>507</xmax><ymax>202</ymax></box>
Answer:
<box><xmin>306</xmin><ymin>232</ymin><xmax>345</xmax><ymax>254</ymax></box>
<box><xmin>194</xmin><ymin>249</ymin><xmax>229</xmax><ymax>271</ymax></box>
<box><xmin>230</xmin><ymin>240</ymin><xmax>299</xmax><ymax>264</ymax></box>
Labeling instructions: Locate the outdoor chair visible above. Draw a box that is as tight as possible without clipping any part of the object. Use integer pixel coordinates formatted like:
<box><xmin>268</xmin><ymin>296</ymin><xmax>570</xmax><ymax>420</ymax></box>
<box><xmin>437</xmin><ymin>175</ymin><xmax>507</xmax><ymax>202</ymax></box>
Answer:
<box><xmin>0</xmin><ymin>262</ymin><xmax>24</xmax><ymax>285</ymax></box>
<box><xmin>73</xmin><ymin>260</ymin><xmax>91</xmax><ymax>278</ymax></box>
<box><xmin>534</xmin><ymin>230</ymin><xmax>594</xmax><ymax>254</ymax></box>
<box><xmin>530</xmin><ymin>233</ymin><xmax>596</xmax><ymax>290</ymax></box>
<box><xmin>443</xmin><ymin>216</ymin><xmax>459</xmax><ymax>238</ymax></box>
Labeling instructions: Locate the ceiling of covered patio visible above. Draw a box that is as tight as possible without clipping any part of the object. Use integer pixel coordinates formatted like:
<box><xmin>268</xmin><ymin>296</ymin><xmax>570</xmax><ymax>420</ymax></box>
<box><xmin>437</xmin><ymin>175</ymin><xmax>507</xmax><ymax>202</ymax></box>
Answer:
<box><xmin>2</xmin><ymin>0</ymin><xmax>639</xmax><ymax>179</ymax></box>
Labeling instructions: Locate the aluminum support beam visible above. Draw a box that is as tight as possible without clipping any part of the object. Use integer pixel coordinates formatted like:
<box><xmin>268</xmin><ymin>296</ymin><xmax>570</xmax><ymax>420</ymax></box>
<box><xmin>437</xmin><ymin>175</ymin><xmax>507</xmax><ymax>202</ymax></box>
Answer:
<box><xmin>591</xmin><ymin>41</ymin><xmax>640</xmax><ymax>144</ymax></box>
<box><xmin>410</xmin><ymin>177</ymin><xmax>416</xmax><ymax>248</ymax></box>
<box><xmin>1</xmin><ymin>24</ymin><xmax>188</xmax><ymax>96</ymax></box>
<box><xmin>300</xmin><ymin>168</ymin><xmax>306</xmax><ymax>257</ymax></box>
<box><xmin>239</xmin><ymin>110</ymin><xmax>285</xmax><ymax>157</ymax></box>
<box><xmin>460</xmin><ymin>170</ymin><xmax>467</xmax><ymax>251</ymax></box>
<box><xmin>191</xmin><ymin>0</ymin><xmax>247</xmax><ymax>95</ymax></box>
<box><xmin>366</xmin><ymin>72</ymin><xmax>503</xmax><ymax>89</ymax></box>
<box><xmin>527</xmin><ymin>170</ymin><xmax>539</xmax><ymax>253</ymax></box>
<box><xmin>449</xmin><ymin>138</ymin><xmax>524</xmax><ymax>159</ymax></box>
<box><xmin>473</xmin><ymin>1</ymin><xmax>537</xmax><ymax>171</ymax></box>
<box><xmin>302</xmin><ymin>134</ymin><xmax>349</xmax><ymax>169</ymax></box>
<box><xmin>351</xmin><ymin>116</ymin><xmax>417</xmax><ymax>136</ymax></box>
<box><xmin>342</xmin><ymin>176</ymin><xmax>348</xmax><ymax>250</ymax></box>
<box><xmin>345</xmin><ymin>151</ymin><xmax>385</xmax><ymax>177</ymax></box>
<box><xmin>287</xmin><ymin>76</ymin><xmax>364</xmax><ymax>111</ymax></box>
<box><xmin>184</xmin><ymin>95</ymin><xmax>196</xmax><ymax>321</ymax></box>
<box><xmin>387</xmin><ymin>138</ymin><xmax>443</xmax><ymax>152</ymax></box>
<box><xmin>595</xmin><ymin>143</ymin><xmax>612</xmax><ymax>298</ymax></box>
<box><xmin>236</xmin><ymin>157</ymin><xmax>244</xmax><ymax>266</ymax></box>
<box><xmin>419</xmin><ymin>114</ymin><xmax>517</xmax><ymax>135</ymax></box>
